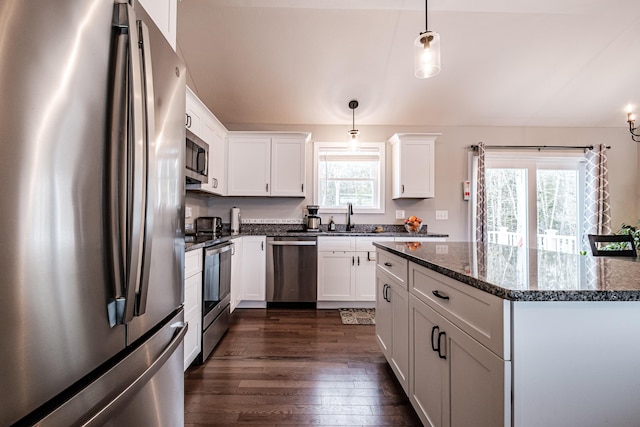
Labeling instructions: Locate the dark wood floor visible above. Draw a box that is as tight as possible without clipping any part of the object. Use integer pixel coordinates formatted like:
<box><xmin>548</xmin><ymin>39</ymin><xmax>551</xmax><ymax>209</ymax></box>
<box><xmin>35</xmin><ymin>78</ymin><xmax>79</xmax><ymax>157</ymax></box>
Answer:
<box><xmin>184</xmin><ymin>308</ymin><xmax>422</xmax><ymax>426</ymax></box>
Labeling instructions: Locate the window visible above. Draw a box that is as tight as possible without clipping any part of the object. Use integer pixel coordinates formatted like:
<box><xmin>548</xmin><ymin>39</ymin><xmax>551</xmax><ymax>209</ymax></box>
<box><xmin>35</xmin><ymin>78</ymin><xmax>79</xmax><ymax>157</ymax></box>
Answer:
<box><xmin>482</xmin><ymin>154</ymin><xmax>585</xmax><ymax>254</ymax></box>
<box><xmin>313</xmin><ymin>142</ymin><xmax>385</xmax><ymax>213</ymax></box>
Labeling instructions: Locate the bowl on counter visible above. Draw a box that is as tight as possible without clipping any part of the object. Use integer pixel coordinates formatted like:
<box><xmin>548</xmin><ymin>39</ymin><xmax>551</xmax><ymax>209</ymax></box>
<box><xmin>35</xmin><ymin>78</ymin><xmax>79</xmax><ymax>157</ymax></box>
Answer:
<box><xmin>404</xmin><ymin>215</ymin><xmax>424</xmax><ymax>234</ymax></box>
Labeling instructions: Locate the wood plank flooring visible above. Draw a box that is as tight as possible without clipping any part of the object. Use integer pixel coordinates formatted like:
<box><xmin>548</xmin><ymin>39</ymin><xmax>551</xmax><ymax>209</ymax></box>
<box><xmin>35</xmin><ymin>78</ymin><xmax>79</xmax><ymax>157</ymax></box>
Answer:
<box><xmin>184</xmin><ymin>308</ymin><xmax>422</xmax><ymax>426</ymax></box>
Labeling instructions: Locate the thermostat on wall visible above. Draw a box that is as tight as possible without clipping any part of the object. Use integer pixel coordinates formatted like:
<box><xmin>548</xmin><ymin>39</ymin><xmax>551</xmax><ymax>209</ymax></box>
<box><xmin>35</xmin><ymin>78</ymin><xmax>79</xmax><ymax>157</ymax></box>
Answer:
<box><xmin>463</xmin><ymin>180</ymin><xmax>471</xmax><ymax>201</ymax></box>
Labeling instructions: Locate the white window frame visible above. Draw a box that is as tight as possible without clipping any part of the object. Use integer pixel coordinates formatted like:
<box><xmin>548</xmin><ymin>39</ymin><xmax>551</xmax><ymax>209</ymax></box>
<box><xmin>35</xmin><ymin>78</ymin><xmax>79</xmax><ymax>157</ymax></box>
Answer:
<box><xmin>478</xmin><ymin>151</ymin><xmax>586</xmax><ymax>251</ymax></box>
<box><xmin>313</xmin><ymin>141</ymin><xmax>386</xmax><ymax>214</ymax></box>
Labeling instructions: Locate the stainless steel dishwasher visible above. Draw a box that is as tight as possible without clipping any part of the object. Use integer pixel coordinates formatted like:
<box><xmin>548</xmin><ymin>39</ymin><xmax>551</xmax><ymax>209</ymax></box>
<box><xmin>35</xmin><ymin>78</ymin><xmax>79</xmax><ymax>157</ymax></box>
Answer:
<box><xmin>266</xmin><ymin>236</ymin><xmax>317</xmax><ymax>306</ymax></box>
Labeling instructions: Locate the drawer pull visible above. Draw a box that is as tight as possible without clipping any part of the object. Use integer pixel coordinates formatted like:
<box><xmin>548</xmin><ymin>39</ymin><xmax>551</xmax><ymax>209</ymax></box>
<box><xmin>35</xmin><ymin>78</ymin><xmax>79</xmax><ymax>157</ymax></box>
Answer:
<box><xmin>432</xmin><ymin>290</ymin><xmax>450</xmax><ymax>300</ymax></box>
<box><xmin>384</xmin><ymin>262</ymin><xmax>393</xmax><ymax>267</ymax></box>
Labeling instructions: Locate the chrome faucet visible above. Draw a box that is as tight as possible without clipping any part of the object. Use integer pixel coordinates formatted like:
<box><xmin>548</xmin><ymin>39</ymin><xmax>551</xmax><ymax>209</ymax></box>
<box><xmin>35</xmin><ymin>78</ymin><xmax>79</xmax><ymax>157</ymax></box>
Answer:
<box><xmin>346</xmin><ymin>203</ymin><xmax>354</xmax><ymax>231</ymax></box>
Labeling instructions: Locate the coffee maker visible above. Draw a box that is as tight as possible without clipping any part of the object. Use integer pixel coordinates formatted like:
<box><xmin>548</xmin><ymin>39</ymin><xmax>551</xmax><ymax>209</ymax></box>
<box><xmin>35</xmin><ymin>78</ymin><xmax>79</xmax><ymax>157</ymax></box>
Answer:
<box><xmin>305</xmin><ymin>205</ymin><xmax>321</xmax><ymax>231</ymax></box>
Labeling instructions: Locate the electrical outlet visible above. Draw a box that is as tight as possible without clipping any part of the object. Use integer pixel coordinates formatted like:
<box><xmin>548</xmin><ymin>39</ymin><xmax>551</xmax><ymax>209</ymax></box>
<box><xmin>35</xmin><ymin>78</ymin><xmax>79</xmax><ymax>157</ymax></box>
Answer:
<box><xmin>435</xmin><ymin>210</ymin><xmax>448</xmax><ymax>220</ymax></box>
<box><xmin>436</xmin><ymin>245</ymin><xmax>449</xmax><ymax>254</ymax></box>
<box><xmin>395</xmin><ymin>210</ymin><xmax>405</xmax><ymax>219</ymax></box>
<box><xmin>185</xmin><ymin>207</ymin><xmax>192</xmax><ymax>218</ymax></box>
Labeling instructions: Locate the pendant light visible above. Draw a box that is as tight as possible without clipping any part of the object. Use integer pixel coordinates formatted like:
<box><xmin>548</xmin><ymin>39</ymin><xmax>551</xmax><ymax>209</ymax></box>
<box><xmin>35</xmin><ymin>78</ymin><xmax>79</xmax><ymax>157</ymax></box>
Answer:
<box><xmin>414</xmin><ymin>0</ymin><xmax>441</xmax><ymax>79</ymax></box>
<box><xmin>347</xmin><ymin>100</ymin><xmax>359</xmax><ymax>150</ymax></box>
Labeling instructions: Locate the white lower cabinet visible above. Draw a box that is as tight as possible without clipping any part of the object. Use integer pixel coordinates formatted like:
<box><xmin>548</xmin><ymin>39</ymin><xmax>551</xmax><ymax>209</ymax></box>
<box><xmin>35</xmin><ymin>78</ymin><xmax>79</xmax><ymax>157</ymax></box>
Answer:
<box><xmin>409</xmin><ymin>294</ymin><xmax>509</xmax><ymax>427</ymax></box>
<box><xmin>376</xmin><ymin>268</ymin><xmax>409</xmax><ymax>393</ymax></box>
<box><xmin>230</xmin><ymin>237</ymin><xmax>244</xmax><ymax>312</ymax></box>
<box><xmin>317</xmin><ymin>236</ymin><xmax>395</xmax><ymax>302</ymax></box>
<box><xmin>241</xmin><ymin>236</ymin><xmax>266</xmax><ymax>302</ymax></box>
<box><xmin>317</xmin><ymin>251</ymin><xmax>354</xmax><ymax>300</ymax></box>
<box><xmin>376</xmin><ymin>248</ymin><xmax>510</xmax><ymax>427</ymax></box>
<box><xmin>184</xmin><ymin>249</ymin><xmax>203</xmax><ymax>371</ymax></box>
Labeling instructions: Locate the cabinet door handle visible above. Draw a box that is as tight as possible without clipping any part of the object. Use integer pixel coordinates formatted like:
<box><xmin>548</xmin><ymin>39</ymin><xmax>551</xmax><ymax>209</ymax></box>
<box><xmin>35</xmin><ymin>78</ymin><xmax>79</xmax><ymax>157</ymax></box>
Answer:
<box><xmin>431</xmin><ymin>326</ymin><xmax>439</xmax><ymax>352</ymax></box>
<box><xmin>185</xmin><ymin>113</ymin><xmax>191</xmax><ymax>128</ymax></box>
<box><xmin>357</xmin><ymin>256</ymin><xmax>360</xmax><ymax>266</ymax></box>
<box><xmin>266</xmin><ymin>183</ymin><xmax>269</xmax><ymax>193</ymax></box>
<box><xmin>382</xmin><ymin>284</ymin><xmax>387</xmax><ymax>301</ymax></box>
<box><xmin>384</xmin><ymin>284</ymin><xmax>391</xmax><ymax>302</ymax></box>
<box><xmin>261</xmin><ymin>241</ymin><xmax>264</xmax><ymax>251</ymax></box>
<box><xmin>301</xmin><ymin>183</ymin><xmax>304</xmax><ymax>192</ymax></box>
<box><xmin>432</xmin><ymin>290</ymin><xmax>450</xmax><ymax>300</ymax></box>
<box><xmin>384</xmin><ymin>262</ymin><xmax>392</xmax><ymax>267</ymax></box>
<box><xmin>401</xmin><ymin>184</ymin><xmax>405</xmax><ymax>193</ymax></box>
<box><xmin>437</xmin><ymin>331</ymin><xmax>447</xmax><ymax>359</ymax></box>
<box><xmin>352</xmin><ymin>256</ymin><xmax>355</xmax><ymax>266</ymax></box>
<box><xmin>213</xmin><ymin>178</ymin><xmax>218</xmax><ymax>188</ymax></box>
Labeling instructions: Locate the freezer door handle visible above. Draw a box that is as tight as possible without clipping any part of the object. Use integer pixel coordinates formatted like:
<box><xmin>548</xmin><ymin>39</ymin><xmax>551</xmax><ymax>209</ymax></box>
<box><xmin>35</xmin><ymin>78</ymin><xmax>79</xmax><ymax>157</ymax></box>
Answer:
<box><xmin>83</xmin><ymin>322</ymin><xmax>187</xmax><ymax>426</ymax></box>
<box><xmin>135</xmin><ymin>18</ymin><xmax>157</xmax><ymax>317</ymax></box>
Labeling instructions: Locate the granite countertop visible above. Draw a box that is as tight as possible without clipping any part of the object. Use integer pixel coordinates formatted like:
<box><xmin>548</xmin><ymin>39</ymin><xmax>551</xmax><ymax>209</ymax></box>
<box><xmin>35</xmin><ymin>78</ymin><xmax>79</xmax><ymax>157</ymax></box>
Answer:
<box><xmin>185</xmin><ymin>230</ymin><xmax>448</xmax><ymax>252</ymax></box>
<box><xmin>184</xmin><ymin>224</ymin><xmax>449</xmax><ymax>252</ymax></box>
<box><xmin>374</xmin><ymin>241</ymin><xmax>640</xmax><ymax>302</ymax></box>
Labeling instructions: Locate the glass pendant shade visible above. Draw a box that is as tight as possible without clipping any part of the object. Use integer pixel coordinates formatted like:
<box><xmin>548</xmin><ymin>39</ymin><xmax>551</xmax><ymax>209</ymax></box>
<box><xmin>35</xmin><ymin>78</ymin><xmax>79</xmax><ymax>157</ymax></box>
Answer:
<box><xmin>414</xmin><ymin>31</ymin><xmax>441</xmax><ymax>79</ymax></box>
<box><xmin>348</xmin><ymin>129</ymin><xmax>359</xmax><ymax>151</ymax></box>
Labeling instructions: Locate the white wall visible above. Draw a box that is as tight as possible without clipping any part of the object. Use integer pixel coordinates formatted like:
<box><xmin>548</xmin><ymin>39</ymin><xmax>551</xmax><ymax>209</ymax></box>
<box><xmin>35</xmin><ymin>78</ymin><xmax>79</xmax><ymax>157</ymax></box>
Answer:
<box><xmin>187</xmin><ymin>123</ymin><xmax>638</xmax><ymax>241</ymax></box>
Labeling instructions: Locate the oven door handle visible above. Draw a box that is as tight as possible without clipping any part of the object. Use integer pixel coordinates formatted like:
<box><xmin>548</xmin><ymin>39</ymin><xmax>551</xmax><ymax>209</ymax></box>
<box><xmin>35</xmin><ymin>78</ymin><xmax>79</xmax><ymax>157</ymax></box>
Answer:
<box><xmin>206</xmin><ymin>243</ymin><xmax>233</xmax><ymax>256</ymax></box>
<box><xmin>268</xmin><ymin>241</ymin><xmax>317</xmax><ymax>246</ymax></box>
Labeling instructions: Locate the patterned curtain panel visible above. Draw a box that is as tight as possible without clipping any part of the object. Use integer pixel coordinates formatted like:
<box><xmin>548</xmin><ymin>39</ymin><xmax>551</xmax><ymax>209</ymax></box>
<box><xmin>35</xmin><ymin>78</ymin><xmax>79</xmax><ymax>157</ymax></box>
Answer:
<box><xmin>583</xmin><ymin>143</ymin><xmax>611</xmax><ymax>247</ymax></box>
<box><xmin>475</xmin><ymin>141</ymin><xmax>487</xmax><ymax>243</ymax></box>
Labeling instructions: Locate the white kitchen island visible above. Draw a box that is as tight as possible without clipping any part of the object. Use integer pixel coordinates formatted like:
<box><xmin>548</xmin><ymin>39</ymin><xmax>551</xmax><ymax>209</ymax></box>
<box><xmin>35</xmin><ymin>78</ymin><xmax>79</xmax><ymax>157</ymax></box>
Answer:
<box><xmin>374</xmin><ymin>241</ymin><xmax>640</xmax><ymax>427</ymax></box>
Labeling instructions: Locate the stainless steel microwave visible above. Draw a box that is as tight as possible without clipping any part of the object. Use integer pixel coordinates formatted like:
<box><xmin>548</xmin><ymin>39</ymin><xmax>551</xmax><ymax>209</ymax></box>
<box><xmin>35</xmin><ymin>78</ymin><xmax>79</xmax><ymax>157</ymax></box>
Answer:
<box><xmin>185</xmin><ymin>128</ymin><xmax>208</xmax><ymax>184</ymax></box>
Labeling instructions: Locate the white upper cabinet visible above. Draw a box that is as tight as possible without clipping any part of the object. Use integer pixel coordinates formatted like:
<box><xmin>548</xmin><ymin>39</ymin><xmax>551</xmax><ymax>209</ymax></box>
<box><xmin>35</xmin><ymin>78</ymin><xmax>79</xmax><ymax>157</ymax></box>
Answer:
<box><xmin>270</xmin><ymin>138</ymin><xmax>306</xmax><ymax>197</ymax></box>
<box><xmin>389</xmin><ymin>133</ymin><xmax>439</xmax><ymax>199</ymax></box>
<box><xmin>227</xmin><ymin>137</ymin><xmax>271</xmax><ymax>196</ymax></box>
<box><xmin>185</xmin><ymin>87</ymin><xmax>228</xmax><ymax>196</ymax></box>
<box><xmin>227</xmin><ymin>132</ymin><xmax>310</xmax><ymax>197</ymax></box>
<box><xmin>201</xmin><ymin>117</ymin><xmax>227</xmax><ymax>196</ymax></box>
<box><xmin>138</xmin><ymin>0</ymin><xmax>177</xmax><ymax>50</ymax></box>
<box><xmin>185</xmin><ymin>88</ymin><xmax>204</xmax><ymax>139</ymax></box>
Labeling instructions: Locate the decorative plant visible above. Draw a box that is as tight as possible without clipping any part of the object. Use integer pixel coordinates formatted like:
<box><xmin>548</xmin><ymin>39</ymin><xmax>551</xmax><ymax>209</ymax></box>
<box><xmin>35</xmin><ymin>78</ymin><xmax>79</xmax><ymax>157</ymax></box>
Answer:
<box><xmin>614</xmin><ymin>221</ymin><xmax>640</xmax><ymax>250</ymax></box>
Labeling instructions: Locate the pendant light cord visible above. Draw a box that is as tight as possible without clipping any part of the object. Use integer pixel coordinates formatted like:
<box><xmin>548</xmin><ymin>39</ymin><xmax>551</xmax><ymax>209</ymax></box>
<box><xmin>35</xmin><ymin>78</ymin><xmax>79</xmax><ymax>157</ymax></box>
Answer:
<box><xmin>423</xmin><ymin>0</ymin><xmax>428</xmax><ymax>34</ymax></box>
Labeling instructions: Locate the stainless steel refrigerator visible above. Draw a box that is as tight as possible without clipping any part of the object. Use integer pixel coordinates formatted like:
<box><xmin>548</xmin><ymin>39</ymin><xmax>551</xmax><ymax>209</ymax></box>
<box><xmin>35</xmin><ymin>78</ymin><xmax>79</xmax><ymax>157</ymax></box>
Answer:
<box><xmin>0</xmin><ymin>1</ymin><xmax>187</xmax><ymax>425</ymax></box>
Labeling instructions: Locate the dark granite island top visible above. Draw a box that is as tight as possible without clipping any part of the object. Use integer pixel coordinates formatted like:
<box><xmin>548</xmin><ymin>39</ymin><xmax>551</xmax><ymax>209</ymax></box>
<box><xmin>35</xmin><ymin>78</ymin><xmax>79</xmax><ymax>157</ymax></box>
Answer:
<box><xmin>374</xmin><ymin>241</ymin><xmax>640</xmax><ymax>302</ymax></box>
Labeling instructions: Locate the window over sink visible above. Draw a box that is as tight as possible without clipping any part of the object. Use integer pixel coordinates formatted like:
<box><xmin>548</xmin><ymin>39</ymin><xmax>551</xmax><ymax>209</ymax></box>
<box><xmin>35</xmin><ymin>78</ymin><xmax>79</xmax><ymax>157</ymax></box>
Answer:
<box><xmin>313</xmin><ymin>142</ymin><xmax>385</xmax><ymax>213</ymax></box>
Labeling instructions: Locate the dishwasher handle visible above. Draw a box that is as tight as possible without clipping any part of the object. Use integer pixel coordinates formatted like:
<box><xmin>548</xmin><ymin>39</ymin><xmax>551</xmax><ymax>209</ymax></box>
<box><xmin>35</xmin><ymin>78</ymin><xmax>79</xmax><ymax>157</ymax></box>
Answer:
<box><xmin>268</xmin><ymin>241</ymin><xmax>317</xmax><ymax>246</ymax></box>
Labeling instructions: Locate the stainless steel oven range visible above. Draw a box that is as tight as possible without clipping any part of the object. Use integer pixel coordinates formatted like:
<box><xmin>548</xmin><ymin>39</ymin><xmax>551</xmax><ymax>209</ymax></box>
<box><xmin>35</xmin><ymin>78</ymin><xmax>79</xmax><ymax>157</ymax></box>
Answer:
<box><xmin>196</xmin><ymin>241</ymin><xmax>232</xmax><ymax>364</ymax></box>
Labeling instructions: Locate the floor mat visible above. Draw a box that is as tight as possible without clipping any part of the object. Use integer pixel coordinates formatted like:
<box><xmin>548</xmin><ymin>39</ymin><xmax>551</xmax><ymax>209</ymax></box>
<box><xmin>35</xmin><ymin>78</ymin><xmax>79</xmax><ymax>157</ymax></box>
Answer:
<box><xmin>339</xmin><ymin>308</ymin><xmax>375</xmax><ymax>325</ymax></box>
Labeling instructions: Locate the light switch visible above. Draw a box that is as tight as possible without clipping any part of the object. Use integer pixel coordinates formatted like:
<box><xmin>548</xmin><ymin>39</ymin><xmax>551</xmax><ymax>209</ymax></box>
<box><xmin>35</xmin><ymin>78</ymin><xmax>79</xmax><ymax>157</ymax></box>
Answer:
<box><xmin>185</xmin><ymin>207</ymin><xmax>192</xmax><ymax>218</ymax></box>
<box><xmin>395</xmin><ymin>210</ymin><xmax>405</xmax><ymax>219</ymax></box>
<box><xmin>435</xmin><ymin>210</ymin><xmax>448</xmax><ymax>220</ymax></box>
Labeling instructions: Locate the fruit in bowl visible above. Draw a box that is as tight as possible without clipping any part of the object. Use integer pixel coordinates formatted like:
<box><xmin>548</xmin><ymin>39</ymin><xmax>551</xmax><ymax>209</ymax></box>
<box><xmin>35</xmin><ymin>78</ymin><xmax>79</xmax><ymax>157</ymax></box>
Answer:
<box><xmin>404</xmin><ymin>242</ymin><xmax>423</xmax><ymax>251</ymax></box>
<box><xmin>404</xmin><ymin>215</ymin><xmax>423</xmax><ymax>234</ymax></box>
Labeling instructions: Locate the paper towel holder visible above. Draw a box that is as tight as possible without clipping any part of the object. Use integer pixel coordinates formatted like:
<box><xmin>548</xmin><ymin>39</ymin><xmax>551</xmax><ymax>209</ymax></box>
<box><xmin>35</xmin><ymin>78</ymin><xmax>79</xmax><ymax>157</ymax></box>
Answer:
<box><xmin>231</xmin><ymin>206</ymin><xmax>241</xmax><ymax>235</ymax></box>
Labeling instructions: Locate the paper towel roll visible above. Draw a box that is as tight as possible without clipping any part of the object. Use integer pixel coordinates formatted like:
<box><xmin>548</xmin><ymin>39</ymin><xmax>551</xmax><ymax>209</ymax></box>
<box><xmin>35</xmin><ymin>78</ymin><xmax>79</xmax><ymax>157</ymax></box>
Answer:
<box><xmin>231</xmin><ymin>207</ymin><xmax>241</xmax><ymax>235</ymax></box>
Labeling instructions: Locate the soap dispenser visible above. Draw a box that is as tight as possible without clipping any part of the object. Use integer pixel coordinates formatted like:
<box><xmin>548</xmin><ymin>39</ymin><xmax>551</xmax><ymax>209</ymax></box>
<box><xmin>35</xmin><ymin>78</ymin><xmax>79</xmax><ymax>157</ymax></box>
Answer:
<box><xmin>329</xmin><ymin>216</ymin><xmax>336</xmax><ymax>231</ymax></box>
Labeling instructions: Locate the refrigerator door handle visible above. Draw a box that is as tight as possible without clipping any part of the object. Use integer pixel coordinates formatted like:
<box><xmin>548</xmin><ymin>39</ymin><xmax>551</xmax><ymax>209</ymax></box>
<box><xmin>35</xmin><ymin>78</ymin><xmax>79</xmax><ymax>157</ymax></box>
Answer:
<box><xmin>107</xmin><ymin>6</ymin><xmax>129</xmax><ymax>326</ymax></box>
<box><xmin>135</xmin><ymin>18</ymin><xmax>156</xmax><ymax>317</ymax></box>
<box><xmin>117</xmin><ymin>2</ymin><xmax>146</xmax><ymax>325</ymax></box>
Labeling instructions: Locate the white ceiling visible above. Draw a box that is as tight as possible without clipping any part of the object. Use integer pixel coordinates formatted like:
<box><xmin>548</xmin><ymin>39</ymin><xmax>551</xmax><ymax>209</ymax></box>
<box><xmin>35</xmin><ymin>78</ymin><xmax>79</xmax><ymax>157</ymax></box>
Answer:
<box><xmin>177</xmin><ymin>0</ymin><xmax>640</xmax><ymax>129</ymax></box>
